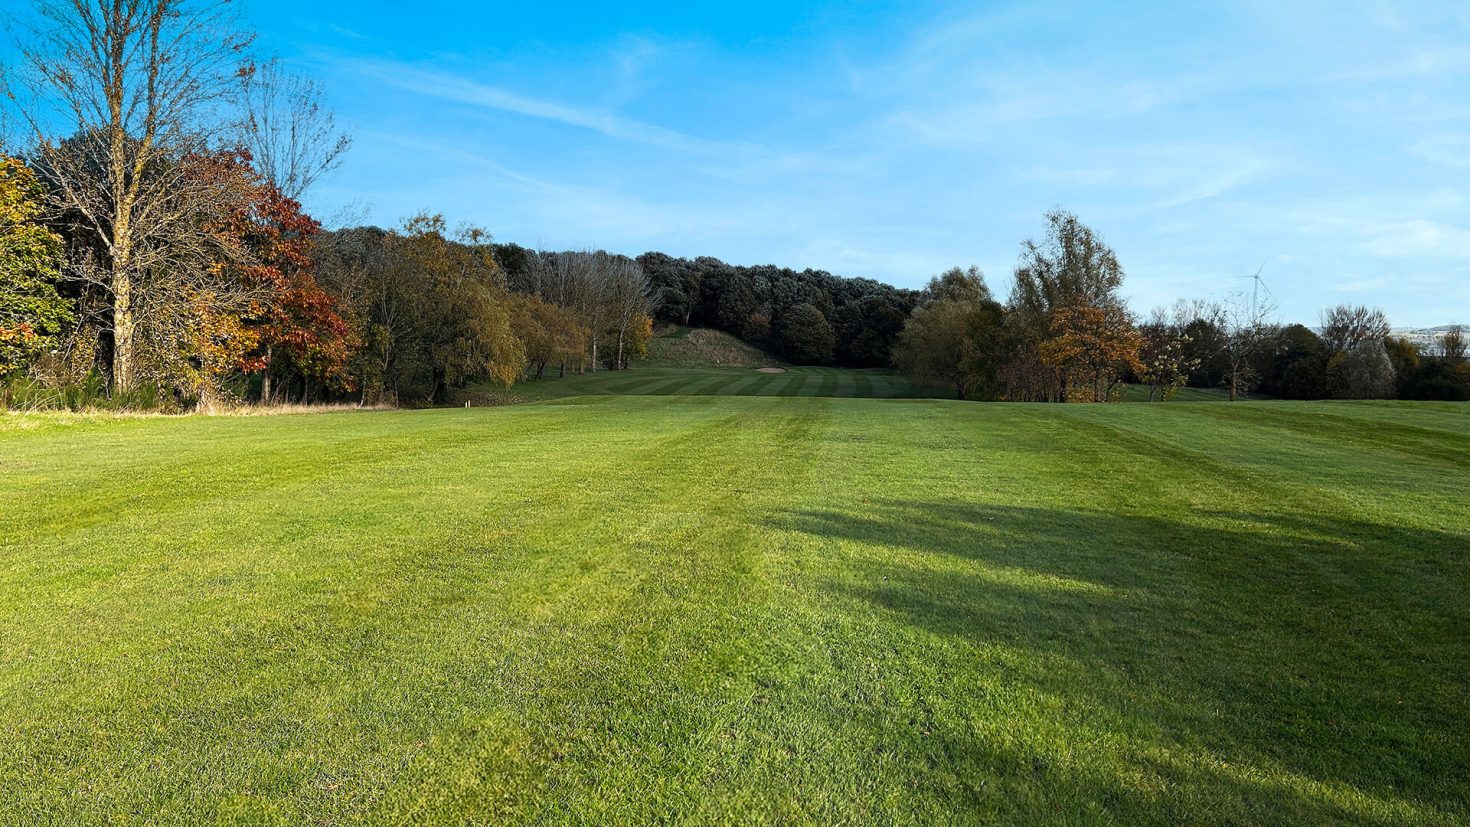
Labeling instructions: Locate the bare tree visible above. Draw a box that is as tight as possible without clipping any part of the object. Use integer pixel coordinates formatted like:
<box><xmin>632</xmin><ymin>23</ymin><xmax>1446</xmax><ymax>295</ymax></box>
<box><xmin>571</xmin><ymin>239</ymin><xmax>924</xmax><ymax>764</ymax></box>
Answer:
<box><xmin>1221</xmin><ymin>292</ymin><xmax>1276</xmax><ymax>401</ymax></box>
<box><xmin>550</xmin><ymin>251</ymin><xmax>617</xmax><ymax>371</ymax></box>
<box><xmin>606</xmin><ymin>255</ymin><xmax>652</xmax><ymax>370</ymax></box>
<box><xmin>1320</xmin><ymin>305</ymin><xmax>1391</xmax><ymax>353</ymax></box>
<box><xmin>237</xmin><ymin>57</ymin><xmax>350</xmax><ymax>201</ymax></box>
<box><xmin>3</xmin><ymin>0</ymin><xmax>254</xmax><ymax>392</ymax></box>
<box><xmin>1439</xmin><ymin>325</ymin><xmax>1465</xmax><ymax>363</ymax></box>
<box><xmin>0</xmin><ymin>83</ymin><xmax>13</xmax><ymax>151</ymax></box>
<box><xmin>1139</xmin><ymin>307</ymin><xmax>1198</xmax><ymax>402</ymax></box>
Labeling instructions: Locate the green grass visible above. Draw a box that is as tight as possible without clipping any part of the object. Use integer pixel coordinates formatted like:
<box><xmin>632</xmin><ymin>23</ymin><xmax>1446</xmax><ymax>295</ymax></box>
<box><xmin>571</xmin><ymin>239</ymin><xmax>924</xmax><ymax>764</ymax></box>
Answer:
<box><xmin>1118</xmin><ymin>384</ymin><xmax>1252</xmax><ymax>402</ymax></box>
<box><xmin>2</xmin><ymin>397</ymin><xmax>1468</xmax><ymax>824</ymax></box>
<box><xmin>471</xmin><ymin>368</ymin><xmax>1248</xmax><ymax>406</ymax></box>
<box><xmin>463</xmin><ymin>327</ymin><xmax>1247</xmax><ymax>406</ymax></box>
<box><xmin>466</xmin><ymin>325</ymin><xmax>935</xmax><ymax>404</ymax></box>
<box><xmin>463</xmin><ymin>364</ymin><xmax>935</xmax><ymax>404</ymax></box>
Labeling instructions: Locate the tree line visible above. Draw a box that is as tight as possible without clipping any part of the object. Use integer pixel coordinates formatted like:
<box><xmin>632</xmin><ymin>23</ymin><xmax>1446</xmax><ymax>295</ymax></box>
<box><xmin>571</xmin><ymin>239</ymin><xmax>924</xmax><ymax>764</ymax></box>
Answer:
<box><xmin>625</xmin><ymin>252</ymin><xmax>919</xmax><ymax>368</ymax></box>
<box><xmin>2</xmin><ymin>1</ymin><xmax>1464</xmax><ymax>410</ymax></box>
<box><xmin>883</xmin><ymin>210</ymin><xmax>1468</xmax><ymax>402</ymax></box>
<box><xmin>0</xmin><ymin>0</ymin><xmax>654</xmax><ymax>410</ymax></box>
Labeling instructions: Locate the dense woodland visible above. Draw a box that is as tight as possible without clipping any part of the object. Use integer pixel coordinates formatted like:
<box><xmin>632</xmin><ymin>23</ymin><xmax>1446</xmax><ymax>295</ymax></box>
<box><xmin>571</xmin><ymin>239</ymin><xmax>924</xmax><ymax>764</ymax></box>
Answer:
<box><xmin>1</xmin><ymin>0</ymin><xmax>1466</xmax><ymax>411</ymax></box>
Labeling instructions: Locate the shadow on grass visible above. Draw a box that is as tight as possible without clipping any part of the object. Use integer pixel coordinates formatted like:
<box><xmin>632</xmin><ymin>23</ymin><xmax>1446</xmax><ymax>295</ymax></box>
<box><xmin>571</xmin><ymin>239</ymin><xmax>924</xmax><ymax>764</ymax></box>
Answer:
<box><xmin>773</xmin><ymin>499</ymin><xmax>1470</xmax><ymax>823</ymax></box>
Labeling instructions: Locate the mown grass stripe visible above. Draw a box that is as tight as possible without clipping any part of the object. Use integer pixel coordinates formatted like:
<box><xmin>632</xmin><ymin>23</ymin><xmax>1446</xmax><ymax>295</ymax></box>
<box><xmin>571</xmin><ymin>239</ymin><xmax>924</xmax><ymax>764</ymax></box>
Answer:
<box><xmin>795</xmin><ymin>374</ymin><xmax>827</xmax><ymax>397</ymax></box>
<box><xmin>772</xmin><ymin>372</ymin><xmax>808</xmax><ymax>397</ymax></box>
<box><xmin>700</xmin><ymin>374</ymin><xmax>751</xmax><ymax>395</ymax></box>
<box><xmin>811</xmin><ymin>373</ymin><xmax>841</xmax><ymax>397</ymax></box>
<box><xmin>637</xmin><ymin>374</ymin><xmax>716</xmax><ymax>396</ymax></box>
<box><xmin>571</xmin><ymin>370</ymin><xmax>651</xmax><ymax>395</ymax></box>
<box><xmin>673</xmin><ymin>372</ymin><xmax>749</xmax><ymax>396</ymax></box>
<box><xmin>831</xmin><ymin>371</ymin><xmax>859</xmax><ymax>397</ymax></box>
<box><xmin>724</xmin><ymin>373</ymin><xmax>772</xmax><ymax>395</ymax></box>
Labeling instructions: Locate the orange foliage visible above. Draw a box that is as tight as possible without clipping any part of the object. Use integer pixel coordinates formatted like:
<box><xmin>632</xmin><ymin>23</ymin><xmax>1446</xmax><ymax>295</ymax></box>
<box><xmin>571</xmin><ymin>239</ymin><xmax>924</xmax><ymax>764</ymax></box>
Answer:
<box><xmin>1038</xmin><ymin>302</ymin><xmax>1142</xmax><ymax>402</ymax></box>
<box><xmin>206</xmin><ymin>152</ymin><xmax>355</xmax><ymax>391</ymax></box>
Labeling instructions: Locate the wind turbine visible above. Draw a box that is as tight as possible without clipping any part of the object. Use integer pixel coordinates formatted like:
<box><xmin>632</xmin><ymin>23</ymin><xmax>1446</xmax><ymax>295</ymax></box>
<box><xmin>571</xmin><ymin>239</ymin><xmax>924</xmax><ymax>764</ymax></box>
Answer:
<box><xmin>1240</xmin><ymin>261</ymin><xmax>1275</xmax><ymax>317</ymax></box>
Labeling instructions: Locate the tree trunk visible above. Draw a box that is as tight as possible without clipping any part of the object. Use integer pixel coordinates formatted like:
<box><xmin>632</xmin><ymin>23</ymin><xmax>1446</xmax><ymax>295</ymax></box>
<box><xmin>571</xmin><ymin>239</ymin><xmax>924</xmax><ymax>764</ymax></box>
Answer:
<box><xmin>260</xmin><ymin>345</ymin><xmax>273</xmax><ymax>403</ymax></box>
<box><xmin>590</xmin><ymin>336</ymin><xmax>599</xmax><ymax>372</ymax></box>
<box><xmin>615</xmin><ymin>325</ymin><xmax>627</xmax><ymax>370</ymax></box>
<box><xmin>109</xmin><ymin>113</ymin><xmax>136</xmax><ymax>395</ymax></box>
<box><xmin>112</xmin><ymin>265</ymin><xmax>134</xmax><ymax>394</ymax></box>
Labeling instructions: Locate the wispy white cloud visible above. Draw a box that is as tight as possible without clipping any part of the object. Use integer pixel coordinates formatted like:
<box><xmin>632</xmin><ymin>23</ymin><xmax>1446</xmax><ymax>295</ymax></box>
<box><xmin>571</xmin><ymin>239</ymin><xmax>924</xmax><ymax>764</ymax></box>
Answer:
<box><xmin>1142</xmin><ymin>153</ymin><xmax>1274</xmax><ymax>212</ymax></box>
<box><xmin>1354</xmin><ymin>220</ymin><xmax>1470</xmax><ymax>259</ymax></box>
<box><xmin>345</xmin><ymin>59</ymin><xmax>736</xmax><ymax>155</ymax></box>
<box><xmin>293</xmin><ymin>0</ymin><xmax>1470</xmax><ymax>326</ymax></box>
<box><xmin>327</xmin><ymin>25</ymin><xmax>367</xmax><ymax>42</ymax></box>
<box><xmin>1019</xmin><ymin>167</ymin><xmax>1122</xmax><ymax>188</ymax></box>
<box><xmin>1411</xmin><ymin>136</ymin><xmax>1470</xmax><ymax>168</ymax></box>
<box><xmin>358</xmin><ymin>130</ymin><xmax>746</xmax><ymax>244</ymax></box>
<box><xmin>1335</xmin><ymin>277</ymin><xmax>1391</xmax><ymax>293</ymax></box>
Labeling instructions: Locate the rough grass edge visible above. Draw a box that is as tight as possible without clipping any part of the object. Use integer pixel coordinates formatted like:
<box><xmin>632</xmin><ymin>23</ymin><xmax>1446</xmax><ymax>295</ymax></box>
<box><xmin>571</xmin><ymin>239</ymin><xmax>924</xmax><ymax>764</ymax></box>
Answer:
<box><xmin>1</xmin><ymin>402</ymin><xmax>394</xmax><ymax>431</ymax></box>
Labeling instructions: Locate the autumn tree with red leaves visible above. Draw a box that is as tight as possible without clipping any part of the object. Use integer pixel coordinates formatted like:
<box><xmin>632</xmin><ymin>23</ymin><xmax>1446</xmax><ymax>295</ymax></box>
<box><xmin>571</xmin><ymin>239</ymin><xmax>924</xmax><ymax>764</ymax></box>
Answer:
<box><xmin>206</xmin><ymin>153</ymin><xmax>353</xmax><ymax>402</ymax></box>
<box><xmin>241</xmin><ymin>176</ymin><xmax>354</xmax><ymax>402</ymax></box>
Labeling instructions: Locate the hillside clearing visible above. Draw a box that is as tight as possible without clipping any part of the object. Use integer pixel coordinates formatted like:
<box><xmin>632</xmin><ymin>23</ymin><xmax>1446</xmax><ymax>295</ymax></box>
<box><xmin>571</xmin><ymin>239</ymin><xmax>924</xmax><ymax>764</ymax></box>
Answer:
<box><xmin>644</xmin><ymin>326</ymin><xmax>782</xmax><ymax>369</ymax></box>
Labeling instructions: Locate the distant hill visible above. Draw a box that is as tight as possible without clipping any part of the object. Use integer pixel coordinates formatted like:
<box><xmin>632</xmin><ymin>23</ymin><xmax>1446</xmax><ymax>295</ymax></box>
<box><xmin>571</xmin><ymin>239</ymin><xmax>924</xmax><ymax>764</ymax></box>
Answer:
<box><xmin>1392</xmin><ymin>325</ymin><xmax>1465</xmax><ymax>356</ymax></box>
<box><xmin>1392</xmin><ymin>325</ymin><xmax>1464</xmax><ymax>333</ymax></box>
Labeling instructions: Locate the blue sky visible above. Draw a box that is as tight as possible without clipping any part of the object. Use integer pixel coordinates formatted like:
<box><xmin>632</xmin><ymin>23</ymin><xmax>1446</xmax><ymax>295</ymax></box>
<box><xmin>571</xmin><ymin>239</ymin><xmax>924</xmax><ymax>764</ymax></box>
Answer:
<box><xmin>19</xmin><ymin>1</ymin><xmax>1470</xmax><ymax>325</ymax></box>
